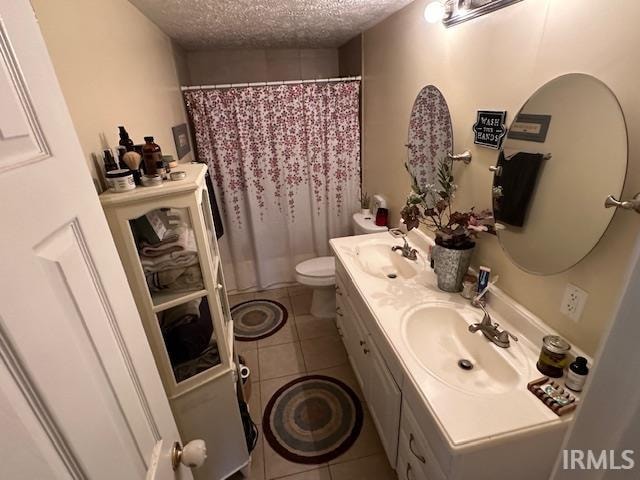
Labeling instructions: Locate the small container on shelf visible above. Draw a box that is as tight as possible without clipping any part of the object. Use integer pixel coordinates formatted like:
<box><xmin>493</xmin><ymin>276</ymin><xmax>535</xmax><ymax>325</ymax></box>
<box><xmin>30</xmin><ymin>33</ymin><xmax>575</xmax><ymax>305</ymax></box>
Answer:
<box><xmin>106</xmin><ymin>169</ymin><xmax>135</xmax><ymax>192</ymax></box>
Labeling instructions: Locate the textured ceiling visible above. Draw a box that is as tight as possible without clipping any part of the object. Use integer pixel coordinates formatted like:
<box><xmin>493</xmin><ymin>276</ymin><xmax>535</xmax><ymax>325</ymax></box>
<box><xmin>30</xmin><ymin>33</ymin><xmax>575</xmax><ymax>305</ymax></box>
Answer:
<box><xmin>129</xmin><ymin>0</ymin><xmax>414</xmax><ymax>50</ymax></box>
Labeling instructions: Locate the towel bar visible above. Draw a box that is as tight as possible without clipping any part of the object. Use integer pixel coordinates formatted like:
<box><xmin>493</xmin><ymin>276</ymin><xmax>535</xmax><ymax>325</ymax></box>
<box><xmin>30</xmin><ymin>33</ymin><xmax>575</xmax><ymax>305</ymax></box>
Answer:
<box><xmin>605</xmin><ymin>193</ymin><xmax>640</xmax><ymax>214</ymax></box>
<box><xmin>447</xmin><ymin>150</ymin><xmax>472</xmax><ymax>164</ymax></box>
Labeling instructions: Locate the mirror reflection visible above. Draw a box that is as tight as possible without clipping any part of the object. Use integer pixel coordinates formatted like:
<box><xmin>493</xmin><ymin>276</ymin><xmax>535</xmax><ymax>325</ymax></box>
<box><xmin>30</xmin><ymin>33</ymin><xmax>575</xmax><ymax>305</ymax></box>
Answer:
<box><xmin>494</xmin><ymin>73</ymin><xmax>627</xmax><ymax>275</ymax></box>
<box><xmin>406</xmin><ymin>85</ymin><xmax>453</xmax><ymax>196</ymax></box>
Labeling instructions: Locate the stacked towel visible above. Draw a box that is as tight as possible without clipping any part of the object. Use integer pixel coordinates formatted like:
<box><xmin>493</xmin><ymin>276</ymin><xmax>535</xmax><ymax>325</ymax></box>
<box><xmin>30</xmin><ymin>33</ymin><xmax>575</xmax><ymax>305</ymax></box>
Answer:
<box><xmin>146</xmin><ymin>265</ymin><xmax>203</xmax><ymax>293</ymax></box>
<box><xmin>136</xmin><ymin>224</ymin><xmax>205</xmax><ymax>292</ymax></box>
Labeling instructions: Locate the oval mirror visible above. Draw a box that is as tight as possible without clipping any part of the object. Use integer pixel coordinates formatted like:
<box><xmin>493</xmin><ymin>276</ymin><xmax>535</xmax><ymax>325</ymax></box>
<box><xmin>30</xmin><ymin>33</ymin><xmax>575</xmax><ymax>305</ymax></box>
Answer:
<box><xmin>493</xmin><ymin>73</ymin><xmax>627</xmax><ymax>275</ymax></box>
<box><xmin>407</xmin><ymin>85</ymin><xmax>453</xmax><ymax>195</ymax></box>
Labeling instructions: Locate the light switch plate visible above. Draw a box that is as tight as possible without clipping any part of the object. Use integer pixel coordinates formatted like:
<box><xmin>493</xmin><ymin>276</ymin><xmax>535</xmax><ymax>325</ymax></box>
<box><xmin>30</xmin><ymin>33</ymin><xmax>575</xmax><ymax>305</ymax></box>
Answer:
<box><xmin>560</xmin><ymin>284</ymin><xmax>588</xmax><ymax>322</ymax></box>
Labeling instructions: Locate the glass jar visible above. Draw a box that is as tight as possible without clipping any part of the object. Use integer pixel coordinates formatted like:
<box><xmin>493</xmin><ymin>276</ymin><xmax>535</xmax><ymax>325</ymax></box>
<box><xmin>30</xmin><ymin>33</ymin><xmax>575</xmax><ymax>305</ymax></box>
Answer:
<box><xmin>536</xmin><ymin>335</ymin><xmax>571</xmax><ymax>378</ymax></box>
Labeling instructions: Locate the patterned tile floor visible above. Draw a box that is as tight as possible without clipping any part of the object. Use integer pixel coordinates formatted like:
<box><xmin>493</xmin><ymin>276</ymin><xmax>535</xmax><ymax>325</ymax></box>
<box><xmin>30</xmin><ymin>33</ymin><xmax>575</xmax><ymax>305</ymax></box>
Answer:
<box><xmin>229</xmin><ymin>285</ymin><xmax>397</xmax><ymax>480</ymax></box>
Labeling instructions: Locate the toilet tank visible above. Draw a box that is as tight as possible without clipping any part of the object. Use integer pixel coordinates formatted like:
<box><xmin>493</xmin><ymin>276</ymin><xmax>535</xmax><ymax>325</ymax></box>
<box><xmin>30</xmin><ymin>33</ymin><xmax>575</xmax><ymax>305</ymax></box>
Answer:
<box><xmin>352</xmin><ymin>212</ymin><xmax>388</xmax><ymax>235</ymax></box>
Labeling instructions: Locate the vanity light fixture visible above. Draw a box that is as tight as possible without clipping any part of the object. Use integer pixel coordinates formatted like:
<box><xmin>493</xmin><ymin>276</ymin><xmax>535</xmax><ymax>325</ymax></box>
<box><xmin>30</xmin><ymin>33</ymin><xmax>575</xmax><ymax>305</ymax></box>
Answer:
<box><xmin>424</xmin><ymin>1</ymin><xmax>446</xmax><ymax>23</ymax></box>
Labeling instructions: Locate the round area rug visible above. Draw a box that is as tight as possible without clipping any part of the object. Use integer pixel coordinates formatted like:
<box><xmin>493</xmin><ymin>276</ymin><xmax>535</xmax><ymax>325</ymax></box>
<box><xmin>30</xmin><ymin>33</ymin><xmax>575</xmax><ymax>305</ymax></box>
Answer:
<box><xmin>232</xmin><ymin>299</ymin><xmax>288</xmax><ymax>341</ymax></box>
<box><xmin>263</xmin><ymin>375</ymin><xmax>363</xmax><ymax>464</ymax></box>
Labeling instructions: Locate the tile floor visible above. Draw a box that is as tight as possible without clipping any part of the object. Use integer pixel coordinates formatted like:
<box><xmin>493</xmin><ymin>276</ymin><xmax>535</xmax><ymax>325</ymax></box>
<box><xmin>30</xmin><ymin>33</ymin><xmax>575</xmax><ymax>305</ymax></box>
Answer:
<box><xmin>229</xmin><ymin>285</ymin><xmax>397</xmax><ymax>480</ymax></box>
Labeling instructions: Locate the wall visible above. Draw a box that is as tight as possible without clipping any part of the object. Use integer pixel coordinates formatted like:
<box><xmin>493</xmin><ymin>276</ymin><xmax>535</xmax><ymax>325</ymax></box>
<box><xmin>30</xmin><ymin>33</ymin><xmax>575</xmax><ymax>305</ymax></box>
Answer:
<box><xmin>32</xmin><ymin>0</ymin><xmax>193</xmax><ymax>189</ymax></box>
<box><xmin>339</xmin><ymin>35</ymin><xmax>363</xmax><ymax>76</ymax></box>
<box><xmin>186</xmin><ymin>48</ymin><xmax>339</xmax><ymax>85</ymax></box>
<box><xmin>361</xmin><ymin>0</ymin><xmax>640</xmax><ymax>355</ymax></box>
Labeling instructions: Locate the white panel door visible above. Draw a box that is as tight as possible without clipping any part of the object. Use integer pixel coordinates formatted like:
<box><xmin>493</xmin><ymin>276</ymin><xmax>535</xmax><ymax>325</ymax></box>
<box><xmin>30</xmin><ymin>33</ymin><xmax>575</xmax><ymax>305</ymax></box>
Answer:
<box><xmin>0</xmin><ymin>1</ymin><xmax>195</xmax><ymax>479</ymax></box>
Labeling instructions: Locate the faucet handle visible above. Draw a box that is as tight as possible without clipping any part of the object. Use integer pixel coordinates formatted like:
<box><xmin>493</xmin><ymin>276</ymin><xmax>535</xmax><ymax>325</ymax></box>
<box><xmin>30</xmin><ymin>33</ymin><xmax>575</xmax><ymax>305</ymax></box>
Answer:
<box><xmin>389</xmin><ymin>228</ymin><xmax>406</xmax><ymax>239</ymax></box>
<box><xmin>498</xmin><ymin>329</ymin><xmax>518</xmax><ymax>344</ymax></box>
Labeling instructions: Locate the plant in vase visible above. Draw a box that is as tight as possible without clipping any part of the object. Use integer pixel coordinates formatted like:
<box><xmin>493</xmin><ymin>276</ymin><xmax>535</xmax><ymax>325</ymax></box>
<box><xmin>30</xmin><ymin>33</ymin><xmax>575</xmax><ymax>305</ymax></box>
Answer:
<box><xmin>401</xmin><ymin>160</ymin><xmax>493</xmax><ymax>292</ymax></box>
<box><xmin>360</xmin><ymin>191</ymin><xmax>371</xmax><ymax>216</ymax></box>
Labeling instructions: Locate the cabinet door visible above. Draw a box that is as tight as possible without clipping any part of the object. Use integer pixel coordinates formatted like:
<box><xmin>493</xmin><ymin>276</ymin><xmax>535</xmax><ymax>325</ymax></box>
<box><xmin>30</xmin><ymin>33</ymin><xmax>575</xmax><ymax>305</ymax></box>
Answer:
<box><xmin>341</xmin><ymin>298</ymin><xmax>369</xmax><ymax>390</ymax></box>
<box><xmin>366</xmin><ymin>339</ymin><xmax>401</xmax><ymax>467</ymax></box>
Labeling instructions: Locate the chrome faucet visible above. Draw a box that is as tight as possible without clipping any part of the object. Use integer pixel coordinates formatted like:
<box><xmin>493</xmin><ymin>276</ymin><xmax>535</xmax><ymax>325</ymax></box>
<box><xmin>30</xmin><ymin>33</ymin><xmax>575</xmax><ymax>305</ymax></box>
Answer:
<box><xmin>468</xmin><ymin>302</ymin><xmax>518</xmax><ymax>348</ymax></box>
<box><xmin>389</xmin><ymin>228</ymin><xmax>418</xmax><ymax>261</ymax></box>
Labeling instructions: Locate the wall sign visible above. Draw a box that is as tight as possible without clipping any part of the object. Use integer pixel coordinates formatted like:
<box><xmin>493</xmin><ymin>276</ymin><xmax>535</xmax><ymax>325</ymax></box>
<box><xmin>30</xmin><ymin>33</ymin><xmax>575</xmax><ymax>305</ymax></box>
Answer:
<box><xmin>507</xmin><ymin>113</ymin><xmax>552</xmax><ymax>143</ymax></box>
<box><xmin>172</xmin><ymin>123</ymin><xmax>191</xmax><ymax>159</ymax></box>
<box><xmin>473</xmin><ymin>110</ymin><xmax>507</xmax><ymax>149</ymax></box>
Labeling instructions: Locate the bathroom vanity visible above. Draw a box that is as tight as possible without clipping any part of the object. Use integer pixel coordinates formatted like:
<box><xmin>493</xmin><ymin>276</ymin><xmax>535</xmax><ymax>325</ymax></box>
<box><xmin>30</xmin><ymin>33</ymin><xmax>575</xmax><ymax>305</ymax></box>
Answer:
<box><xmin>330</xmin><ymin>230</ymin><xmax>587</xmax><ymax>480</ymax></box>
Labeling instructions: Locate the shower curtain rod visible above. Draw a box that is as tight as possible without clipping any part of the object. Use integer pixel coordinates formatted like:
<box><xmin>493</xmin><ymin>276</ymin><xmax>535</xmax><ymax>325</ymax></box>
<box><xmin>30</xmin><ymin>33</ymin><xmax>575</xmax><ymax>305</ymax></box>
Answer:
<box><xmin>181</xmin><ymin>75</ymin><xmax>361</xmax><ymax>91</ymax></box>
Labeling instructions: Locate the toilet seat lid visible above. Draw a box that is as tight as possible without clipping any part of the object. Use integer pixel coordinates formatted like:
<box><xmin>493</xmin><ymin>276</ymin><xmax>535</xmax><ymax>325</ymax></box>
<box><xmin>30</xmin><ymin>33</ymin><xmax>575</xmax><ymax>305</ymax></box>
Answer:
<box><xmin>296</xmin><ymin>256</ymin><xmax>335</xmax><ymax>278</ymax></box>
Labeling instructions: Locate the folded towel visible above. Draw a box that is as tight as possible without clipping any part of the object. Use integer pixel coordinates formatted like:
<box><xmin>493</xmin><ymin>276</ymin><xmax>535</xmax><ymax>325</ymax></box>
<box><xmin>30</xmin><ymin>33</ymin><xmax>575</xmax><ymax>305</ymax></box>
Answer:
<box><xmin>493</xmin><ymin>151</ymin><xmax>544</xmax><ymax>227</ymax></box>
<box><xmin>146</xmin><ymin>265</ymin><xmax>204</xmax><ymax>293</ymax></box>
<box><xmin>139</xmin><ymin>228</ymin><xmax>190</xmax><ymax>258</ymax></box>
<box><xmin>141</xmin><ymin>252</ymin><xmax>199</xmax><ymax>273</ymax></box>
<box><xmin>140</xmin><ymin>228</ymin><xmax>199</xmax><ymax>273</ymax></box>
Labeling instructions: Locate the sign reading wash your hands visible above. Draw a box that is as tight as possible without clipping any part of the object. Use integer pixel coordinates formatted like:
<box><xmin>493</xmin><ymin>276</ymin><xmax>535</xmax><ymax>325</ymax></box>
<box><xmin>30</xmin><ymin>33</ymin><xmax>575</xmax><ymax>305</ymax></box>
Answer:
<box><xmin>473</xmin><ymin>110</ymin><xmax>507</xmax><ymax>149</ymax></box>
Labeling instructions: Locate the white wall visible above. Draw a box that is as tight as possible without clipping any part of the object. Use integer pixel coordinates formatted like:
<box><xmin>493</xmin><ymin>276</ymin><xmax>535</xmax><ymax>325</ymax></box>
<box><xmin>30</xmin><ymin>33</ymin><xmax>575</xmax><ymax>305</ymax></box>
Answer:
<box><xmin>33</xmin><ymin>0</ymin><xmax>193</xmax><ymax>188</ymax></box>
<box><xmin>362</xmin><ymin>0</ymin><xmax>640</xmax><ymax>355</ymax></box>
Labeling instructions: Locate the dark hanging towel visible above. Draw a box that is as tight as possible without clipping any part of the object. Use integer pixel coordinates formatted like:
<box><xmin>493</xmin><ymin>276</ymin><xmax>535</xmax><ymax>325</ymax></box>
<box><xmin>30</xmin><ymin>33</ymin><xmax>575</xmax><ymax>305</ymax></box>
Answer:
<box><xmin>204</xmin><ymin>165</ymin><xmax>224</xmax><ymax>239</ymax></box>
<box><xmin>493</xmin><ymin>152</ymin><xmax>545</xmax><ymax>227</ymax></box>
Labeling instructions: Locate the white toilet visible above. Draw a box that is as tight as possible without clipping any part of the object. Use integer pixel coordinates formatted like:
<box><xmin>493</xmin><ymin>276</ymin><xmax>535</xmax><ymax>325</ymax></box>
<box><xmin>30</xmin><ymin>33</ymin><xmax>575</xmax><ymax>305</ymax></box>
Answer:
<box><xmin>295</xmin><ymin>208</ymin><xmax>388</xmax><ymax>318</ymax></box>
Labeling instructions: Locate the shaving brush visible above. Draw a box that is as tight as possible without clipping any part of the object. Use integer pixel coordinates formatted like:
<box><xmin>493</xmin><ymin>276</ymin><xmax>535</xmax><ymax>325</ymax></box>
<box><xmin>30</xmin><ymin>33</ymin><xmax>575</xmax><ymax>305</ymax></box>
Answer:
<box><xmin>122</xmin><ymin>151</ymin><xmax>142</xmax><ymax>185</ymax></box>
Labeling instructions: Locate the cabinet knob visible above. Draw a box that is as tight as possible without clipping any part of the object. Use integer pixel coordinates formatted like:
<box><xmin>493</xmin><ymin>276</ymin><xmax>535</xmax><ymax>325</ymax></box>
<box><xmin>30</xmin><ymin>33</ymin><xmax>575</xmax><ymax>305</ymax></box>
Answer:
<box><xmin>172</xmin><ymin>439</ymin><xmax>207</xmax><ymax>470</ymax></box>
<box><xmin>359</xmin><ymin>340</ymin><xmax>366</xmax><ymax>346</ymax></box>
<box><xmin>363</xmin><ymin>348</ymin><xmax>370</xmax><ymax>355</ymax></box>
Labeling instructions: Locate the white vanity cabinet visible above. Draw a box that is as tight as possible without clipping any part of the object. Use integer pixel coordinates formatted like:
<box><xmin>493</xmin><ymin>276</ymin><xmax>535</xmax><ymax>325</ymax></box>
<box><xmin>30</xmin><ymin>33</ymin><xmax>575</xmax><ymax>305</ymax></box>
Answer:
<box><xmin>336</xmin><ymin>266</ymin><xmax>402</xmax><ymax>467</ymax></box>
<box><xmin>100</xmin><ymin>163</ymin><xmax>249</xmax><ymax>480</ymax></box>
<box><xmin>333</xmin><ymin>248</ymin><xmax>568</xmax><ymax>480</ymax></box>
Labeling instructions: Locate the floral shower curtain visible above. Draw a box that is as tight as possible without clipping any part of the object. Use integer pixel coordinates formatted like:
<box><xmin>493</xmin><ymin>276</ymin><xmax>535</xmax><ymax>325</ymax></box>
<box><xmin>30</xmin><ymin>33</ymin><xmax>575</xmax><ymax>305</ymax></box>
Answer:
<box><xmin>184</xmin><ymin>81</ymin><xmax>361</xmax><ymax>291</ymax></box>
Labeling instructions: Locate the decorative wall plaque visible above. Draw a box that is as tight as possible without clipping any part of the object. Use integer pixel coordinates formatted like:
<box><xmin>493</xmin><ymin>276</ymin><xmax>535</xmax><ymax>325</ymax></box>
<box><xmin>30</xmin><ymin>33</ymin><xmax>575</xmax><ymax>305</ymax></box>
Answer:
<box><xmin>473</xmin><ymin>110</ymin><xmax>507</xmax><ymax>149</ymax></box>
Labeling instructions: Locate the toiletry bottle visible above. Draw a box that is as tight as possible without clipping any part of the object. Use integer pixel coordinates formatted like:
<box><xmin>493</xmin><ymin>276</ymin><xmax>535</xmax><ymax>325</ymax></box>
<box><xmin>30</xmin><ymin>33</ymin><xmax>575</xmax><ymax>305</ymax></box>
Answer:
<box><xmin>103</xmin><ymin>149</ymin><xmax>118</xmax><ymax>172</ymax></box>
<box><xmin>118</xmin><ymin>126</ymin><xmax>135</xmax><ymax>151</ymax></box>
<box><xmin>142</xmin><ymin>136</ymin><xmax>162</xmax><ymax>176</ymax></box>
<box><xmin>118</xmin><ymin>126</ymin><xmax>135</xmax><ymax>168</ymax></box>
<box><xmin>565</xmin><ymin>356</ymin><xmax>589</xmax><ymax>392</ymax></box>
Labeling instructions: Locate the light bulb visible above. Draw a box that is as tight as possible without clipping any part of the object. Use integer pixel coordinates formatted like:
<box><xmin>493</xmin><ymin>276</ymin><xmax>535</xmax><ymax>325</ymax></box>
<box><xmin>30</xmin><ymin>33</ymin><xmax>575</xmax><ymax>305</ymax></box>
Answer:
<box><xmin>424</xmin><ymin>1</ymin><xmax>445</xmax><ymax>23</ymax></box>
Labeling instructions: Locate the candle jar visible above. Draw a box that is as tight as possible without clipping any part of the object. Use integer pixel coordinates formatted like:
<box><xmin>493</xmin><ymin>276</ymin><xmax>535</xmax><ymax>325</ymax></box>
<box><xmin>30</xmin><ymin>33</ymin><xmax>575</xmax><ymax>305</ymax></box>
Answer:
<box><xmin>537</xmin><ymin>335</ymin><xmax>571</xmax><ymax>378</ymax></box>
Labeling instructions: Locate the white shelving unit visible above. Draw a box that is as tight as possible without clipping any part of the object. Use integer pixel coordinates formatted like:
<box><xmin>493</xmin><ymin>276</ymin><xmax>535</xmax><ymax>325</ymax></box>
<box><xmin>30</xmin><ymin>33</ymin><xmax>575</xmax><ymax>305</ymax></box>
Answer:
<box><xmin>100</xmin><ymin>163</ymin><xmax>248</xmax><ymax>480</ymax></box>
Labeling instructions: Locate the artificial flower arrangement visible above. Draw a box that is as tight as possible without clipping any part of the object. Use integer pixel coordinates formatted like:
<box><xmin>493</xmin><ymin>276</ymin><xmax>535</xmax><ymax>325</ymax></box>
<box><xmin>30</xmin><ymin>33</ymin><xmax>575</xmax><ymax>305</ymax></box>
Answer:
<box><xmin>400</xmin><ymin>160</ymin><xmax>494</xmax><ymax>250</ymax></box>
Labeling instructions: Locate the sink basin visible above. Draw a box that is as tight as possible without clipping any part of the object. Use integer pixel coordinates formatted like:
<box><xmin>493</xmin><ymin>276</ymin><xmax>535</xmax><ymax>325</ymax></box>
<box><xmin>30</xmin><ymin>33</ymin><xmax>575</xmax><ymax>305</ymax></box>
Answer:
<box><xmin>402</xmin><ymin>303</ymin><xmax>524</xmax><ymax>395</ymax></box>
<box><xmin>354</xmin><ymin>242</ymin><xmax>422</xmax><ymax>280</ymax></box>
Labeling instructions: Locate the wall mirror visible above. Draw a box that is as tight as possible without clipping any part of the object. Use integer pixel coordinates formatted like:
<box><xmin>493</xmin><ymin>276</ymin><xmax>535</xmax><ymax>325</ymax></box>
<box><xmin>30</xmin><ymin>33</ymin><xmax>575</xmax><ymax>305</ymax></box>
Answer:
<box><xmin>493</xmin><ymin>73</ymin><xmax>628</xmax><ymax>275</ymax></box>
<box><xmin>406</xmin><ymin>85</ymin><xmax>453</xmax><ymax>199</ymax></box>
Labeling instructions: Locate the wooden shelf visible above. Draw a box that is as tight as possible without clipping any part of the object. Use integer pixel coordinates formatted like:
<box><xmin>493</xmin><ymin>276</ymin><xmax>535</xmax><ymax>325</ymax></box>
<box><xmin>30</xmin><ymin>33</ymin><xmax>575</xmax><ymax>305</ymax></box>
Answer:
<box><xmin>152</xmin><ymin>288</ymin><xmax>208</xmax><ymax>313</ymax></box>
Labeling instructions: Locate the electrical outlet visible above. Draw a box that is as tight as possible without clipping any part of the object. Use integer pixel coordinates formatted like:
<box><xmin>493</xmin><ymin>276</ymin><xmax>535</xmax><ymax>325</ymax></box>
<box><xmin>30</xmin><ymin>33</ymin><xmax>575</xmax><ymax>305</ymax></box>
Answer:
<box><xmin>560</xmin><ymin>284</ymin><xmax>588</xmax><ymax>322</ymax></box>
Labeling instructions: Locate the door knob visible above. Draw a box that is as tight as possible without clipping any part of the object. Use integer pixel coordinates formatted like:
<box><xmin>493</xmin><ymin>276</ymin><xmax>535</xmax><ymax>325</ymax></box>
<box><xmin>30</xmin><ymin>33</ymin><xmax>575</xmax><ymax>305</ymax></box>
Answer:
<box><xmin>172</xmin><ymin>439</ymin><xmax>207</xmax><ymax>470</ymax></box>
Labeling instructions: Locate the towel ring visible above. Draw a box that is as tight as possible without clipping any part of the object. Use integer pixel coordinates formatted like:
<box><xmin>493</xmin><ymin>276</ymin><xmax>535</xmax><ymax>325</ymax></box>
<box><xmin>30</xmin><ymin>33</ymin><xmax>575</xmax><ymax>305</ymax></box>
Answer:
<box><xmin>605</xmin><ymin>193</ymin><xmax>640</xmax><ymax>214</ymax></box>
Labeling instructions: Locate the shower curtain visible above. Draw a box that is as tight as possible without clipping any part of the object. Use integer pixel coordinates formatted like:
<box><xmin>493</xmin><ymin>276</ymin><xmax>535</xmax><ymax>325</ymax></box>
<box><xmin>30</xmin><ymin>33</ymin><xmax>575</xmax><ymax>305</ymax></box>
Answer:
<box><xmin>184</xmin><ymin>81</ymin><xmax>361</xmax><ymax>291</ymax></box>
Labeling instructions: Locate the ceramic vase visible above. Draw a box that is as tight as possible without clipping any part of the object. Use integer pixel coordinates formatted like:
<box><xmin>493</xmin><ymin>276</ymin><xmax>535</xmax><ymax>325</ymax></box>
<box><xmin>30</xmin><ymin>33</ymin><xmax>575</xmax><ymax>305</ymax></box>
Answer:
<box><xmin>433</xmin><ymin>243</ymin><xmax>475</xmax><ymax>292</ymax></box>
